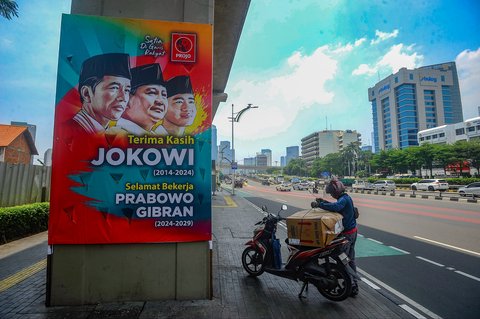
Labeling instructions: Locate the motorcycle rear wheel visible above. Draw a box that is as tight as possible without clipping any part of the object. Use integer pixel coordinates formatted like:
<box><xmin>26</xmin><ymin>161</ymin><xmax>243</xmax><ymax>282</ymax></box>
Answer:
<box><xmin>315</xmin><ymin>264</ymin><xmax>352</xmax><ymax>301</ymax></box>
<box><xmin>242</xmin><ymin>247</ymin><xmax>265</xmax><ymax>276</ymax></box>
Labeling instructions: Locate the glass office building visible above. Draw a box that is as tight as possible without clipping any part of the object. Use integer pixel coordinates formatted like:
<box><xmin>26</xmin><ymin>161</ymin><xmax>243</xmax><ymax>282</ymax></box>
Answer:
<box><xmin>368</xmin><ymin>62</ymin><xmax>463</xmax><ymax>152</ymax></box>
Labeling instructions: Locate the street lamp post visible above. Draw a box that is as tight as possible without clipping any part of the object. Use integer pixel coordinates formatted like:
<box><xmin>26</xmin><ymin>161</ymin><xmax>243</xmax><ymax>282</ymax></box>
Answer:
<box><xmin>229</xmin><ymin>103</ymin><xmax>259</xmax><ymax>195</ymax></box>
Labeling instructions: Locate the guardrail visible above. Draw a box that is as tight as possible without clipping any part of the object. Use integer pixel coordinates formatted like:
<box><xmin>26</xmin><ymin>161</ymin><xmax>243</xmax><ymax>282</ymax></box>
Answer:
<box><xmin>348</xmin><ymin>187</ymin><xmax>478</xmax><ymax>203</ymax></box>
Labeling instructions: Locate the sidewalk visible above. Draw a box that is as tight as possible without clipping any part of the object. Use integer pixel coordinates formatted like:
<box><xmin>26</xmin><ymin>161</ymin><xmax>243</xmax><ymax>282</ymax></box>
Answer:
<box><xmin>0</xmin><ymin>190</ymin><xmax>415</xmax><ymax>319</ymax></box>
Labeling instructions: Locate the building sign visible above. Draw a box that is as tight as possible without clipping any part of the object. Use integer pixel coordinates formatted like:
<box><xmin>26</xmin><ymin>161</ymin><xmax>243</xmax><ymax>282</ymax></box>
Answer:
<box><xmin>49</xmin><ymin>14</ymin><xmax>213</xmax><ymax>244</ymax></box>
<box><xmin>377</xmin><ymin>83</ymin><xmax>390</xmax><ymax>96</ymax></box>
<box><xmin>420</xmin><ymin>75</ymin><xmax>438</xmax><ymax>85</ymax></box>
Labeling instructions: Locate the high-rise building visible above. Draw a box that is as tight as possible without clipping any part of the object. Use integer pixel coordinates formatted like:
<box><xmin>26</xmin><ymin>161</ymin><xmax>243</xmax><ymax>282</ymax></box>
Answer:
<box><xmin>285</xmin><ymin>146</ymin><xmax>299</xmax><ymax>165</ymax></box>
<box><xmin>244</xmin><ymin>157</ymin><xmax>255</xmax><ymax>166</ymax></box>
<box><xmin>218</xmin><ymin>141</ymin><xmax>232</xmax><ymax>165</ymax></box>
<box><xmin>261</xmin><ymin>149</ymin><xmax>272</xmax><ymax>166</ymax></box>
<box><xmin>368</xmin><ymin>62</ymin><xmax>463</xmax><ymax>152</ymax></box>
<box><xmin>301</xmin><ymin>130</ymin><xmax>361</xmax><ymax>167</ymax></box>
<box><xmin>361</xmin><ymin>145</ymin><xmax>373</xmax><ymax>152</ymax></box>
<box><xmin>280</xmin><ymin>156</ymin><xmax>286</xmax><ymax>167</ymax></box>
<box><xmin>211</xmin><ymin>125</ymin><xmax>217</xmax><ymax>162</ymax></box>
<box><xmin>255</xmin><ymin>153</ymin><xmax>268</xmax><ymax>167</ymax></box>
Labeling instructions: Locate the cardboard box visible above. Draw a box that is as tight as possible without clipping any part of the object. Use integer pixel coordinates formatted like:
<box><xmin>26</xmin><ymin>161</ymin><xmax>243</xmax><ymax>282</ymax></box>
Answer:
<box><xmin>286</xmin><ymin>209</ymin><xmax>344</xmax><ymax>248</ymax></box>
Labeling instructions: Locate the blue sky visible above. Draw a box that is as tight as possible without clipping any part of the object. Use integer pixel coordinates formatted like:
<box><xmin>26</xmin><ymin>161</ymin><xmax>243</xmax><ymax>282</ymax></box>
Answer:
<box><xmin>0</xmin><ymin>0</ymin><xmax>479</xmax><ymax>164</ymax></box>
<box><xmin>213</xmin><ymin>0</ymin><xmax>480</xmax><ymax>163</ymax></box>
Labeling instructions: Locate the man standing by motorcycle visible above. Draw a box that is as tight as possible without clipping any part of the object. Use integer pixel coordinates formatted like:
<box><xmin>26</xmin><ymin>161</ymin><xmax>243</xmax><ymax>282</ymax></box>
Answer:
<box><xmin>314</xmin><ymin>179</ymin><xmax>359</xmax><ymax>297</ymax></box>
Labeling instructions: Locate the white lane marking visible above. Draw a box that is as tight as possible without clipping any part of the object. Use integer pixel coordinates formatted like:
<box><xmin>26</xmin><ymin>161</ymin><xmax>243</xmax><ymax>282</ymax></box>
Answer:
<box><xmin>416</xmin><ymin>256</ymin><xmax>445</xmax><ymax>267</ymax></box>
<box><xmin>360</xmin><ymin>277</ymin><xmax>380</xmax><ymax>290</ymax></box>
<box><xmin>454</xmin><ymin>270</ymin><xmax>480</xmax><ymax>282</ymax></box>
<box><xmin>278</xmin><ymin>221</ymin><xmax>287</xmax><ymax>230</ymax></box>
<box><xmin>367</xmin><ymin>238</ymin><xmax>383</xmax><ymax>245</ymax></box>
<box><xmin>357</xmin><ymin>268</ymin><xmax>443</xmax><ymax>319</ymax></box>
<box><xmin>400</xmin><ymin>304</ymin><xmax>427</xmax><ymax>319</ymax></box>
<box><xmin>389</xmin><ymin>246</ymin><xmax>410</xmax><ymax>254</ymax></box>
<box><xmin>414</xmin><ymin>236</ymin><xmax>480</xmax><ymax>257</ymax></box>
<box><xmin>275</xmin><ymin>198</ymin><xmax>288</xmax><ymax>203</ymax></box>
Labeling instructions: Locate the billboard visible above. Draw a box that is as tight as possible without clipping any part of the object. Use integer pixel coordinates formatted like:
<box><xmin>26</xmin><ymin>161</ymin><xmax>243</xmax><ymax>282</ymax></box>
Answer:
<box><xmin>48</xmin><ymin>14</ymin><xmax>212</xmax><ymax>244</ymax></box>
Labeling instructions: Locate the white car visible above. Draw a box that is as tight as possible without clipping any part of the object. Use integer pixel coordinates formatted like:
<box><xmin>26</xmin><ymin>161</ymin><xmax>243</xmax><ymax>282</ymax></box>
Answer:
<box><xmin>293</xmin><ymin>182</ymin><xmax>309</xmax><ymax>190</ymax></box>
<box><xmin>352</xmin><ymin>180</ymin><xmax>374</xmax><ymax>190</ymax></box>
<box><xmin>276</xmin><ymin>183</ymin><xmax>292</xmax><ymax>191</ymax></box>
<box><xmin>458</xmin><ymin>182</ymin><xmax>480</xmax><ymax>197</ymax></box>
<box><xmin>411</xmin><ymin>179</ymin><xmax>449</xmax><ymax>191</ymax></box>
<box><xmin>372</xmin><ymin>180</ymin><xmax>396</xmax><ymax>191</ymax></box>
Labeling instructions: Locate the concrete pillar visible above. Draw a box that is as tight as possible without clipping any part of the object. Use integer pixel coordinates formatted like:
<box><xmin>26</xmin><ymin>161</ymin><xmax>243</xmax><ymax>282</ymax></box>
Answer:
<box><xmin>48</xmin><ymin>0</ymin><xmax>214</xmax><ymax>305</ymax></box>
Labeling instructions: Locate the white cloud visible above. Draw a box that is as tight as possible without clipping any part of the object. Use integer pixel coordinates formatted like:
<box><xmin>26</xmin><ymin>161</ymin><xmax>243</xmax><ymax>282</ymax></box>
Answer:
<box><xmin>456</xmin><ymin>48</ymin><xmax>480</xmax><ymax>119</ymax></box>
<box><xmin>352</xmin><ymin>43</ymin><xmax>423</xmax><ymax>76</ymax></box>
<box><xmin>377</xmin><ymin>44</ymin><xmax>423</xmax><ymax>72</ymax></box>
<box><xmin>370</xmin><ymin>29</ymin><xmax>399</xmax><ymax>45</ymax></box>
<box><xmin>215</xmin><ymin>45</ymin><xmax>344</xmax><ymax>140</ymax></box>
<box><xmin>352</xmin><ymin>63</ymin><xmax>376</xmax><ymax>76</ymax></box>
<box><xmin>354</xmin><ymin>38</ymin><xmax>366</xmax><ymax>47</ymax></box>
<box><xmin>331</xmin><ymin>37</ymin><xmax>366</xmax><ymax>54</ymax></box>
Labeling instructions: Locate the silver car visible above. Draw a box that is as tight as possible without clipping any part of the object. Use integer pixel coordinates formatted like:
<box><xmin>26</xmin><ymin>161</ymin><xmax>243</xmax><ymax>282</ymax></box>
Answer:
<box><xmin>458</xmin><ymin>182</ymin><xmax>480</xmax><ymax>197</ymax></box>
<box><xmin>372</xmin><ymin>180</ymin><xmax>396</xmax><ymax>191</ymax></box>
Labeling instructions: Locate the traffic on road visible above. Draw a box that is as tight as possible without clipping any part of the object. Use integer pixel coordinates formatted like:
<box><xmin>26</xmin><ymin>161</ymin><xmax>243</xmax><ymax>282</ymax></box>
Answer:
<box><xmin>231</xmin><ymin>178</ymin><xmax>480</xmax><ymax>319</ymax></box>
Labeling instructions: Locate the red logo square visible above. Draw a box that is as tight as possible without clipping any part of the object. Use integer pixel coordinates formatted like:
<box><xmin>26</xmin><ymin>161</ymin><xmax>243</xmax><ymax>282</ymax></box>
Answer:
<box><xmin>171</xmin><ymin>33</ymin><xmax>196</xmax><ymax>63</ymax></box>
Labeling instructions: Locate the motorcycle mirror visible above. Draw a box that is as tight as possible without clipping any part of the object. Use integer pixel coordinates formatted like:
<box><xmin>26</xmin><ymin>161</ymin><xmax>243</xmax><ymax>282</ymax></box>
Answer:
<box><xmin>261</xmin><ymin>205</ymin><xmax>267</xmax><ymax>212</ymax></box>
<box><xmin>281</xmin><ymin>204</ymin><xmax>287</xmax><ymax>210</ymax></box>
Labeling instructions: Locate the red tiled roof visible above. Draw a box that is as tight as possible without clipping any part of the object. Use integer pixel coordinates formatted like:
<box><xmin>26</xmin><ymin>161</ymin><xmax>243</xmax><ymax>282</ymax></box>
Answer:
<box><xmin>0</xmin><ymin>124</ymin><xmax>38</xmax><ymax>155</ymax></box>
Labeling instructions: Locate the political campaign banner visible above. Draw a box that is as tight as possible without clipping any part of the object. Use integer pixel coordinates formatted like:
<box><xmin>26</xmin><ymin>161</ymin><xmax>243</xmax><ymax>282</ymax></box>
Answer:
<box><xmin>48</xmin><ymin>14</ymin><xmax>212</xmax><ymax>244</ymax></box>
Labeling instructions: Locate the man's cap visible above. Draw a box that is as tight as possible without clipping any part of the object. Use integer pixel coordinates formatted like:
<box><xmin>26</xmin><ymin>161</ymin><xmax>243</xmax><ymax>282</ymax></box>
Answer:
<box><xmin>130</xmin><ymin>63</ymin><xmax>165</xmax><ymax>93</ymax></box>
<box><xmin>78</xmin><ymin>53</ymin><xmax>132</xmax><ymax>90</ymax></box>
<box><xmin>166</xmin><ymin>75</ymin><xmax>194</xmax><ymax>97</ymax></box>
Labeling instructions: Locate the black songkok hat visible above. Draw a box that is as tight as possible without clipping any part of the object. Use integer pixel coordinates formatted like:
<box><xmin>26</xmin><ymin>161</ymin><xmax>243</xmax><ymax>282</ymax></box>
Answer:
<box><xmin>166</xmin><ymin>75</ymin><xmax>194</xmax><ymax>97</ymax></box>
<box><xmin>130</xmin><ymin>63</ymin><xmax>165</xmax><ymax>94</ymax></box>
<box><xmin>78</xmin><ymin>53</ymin><xmax>131</xmax><ymax>90</ymax></box>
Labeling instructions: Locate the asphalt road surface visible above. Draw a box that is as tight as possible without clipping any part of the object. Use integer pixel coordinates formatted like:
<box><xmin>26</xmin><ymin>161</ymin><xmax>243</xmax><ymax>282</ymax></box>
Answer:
<box><xmin>235</xmin><ymin>180</ymin><xmax>480</xmax><ymax>319</ymax></box>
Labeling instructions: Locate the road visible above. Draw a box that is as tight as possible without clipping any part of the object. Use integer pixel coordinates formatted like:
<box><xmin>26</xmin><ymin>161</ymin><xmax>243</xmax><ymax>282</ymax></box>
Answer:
<box><xmin>234</xmin><ymin>180</ymin><xmax>480</xmax><ymax>319</ymax></box>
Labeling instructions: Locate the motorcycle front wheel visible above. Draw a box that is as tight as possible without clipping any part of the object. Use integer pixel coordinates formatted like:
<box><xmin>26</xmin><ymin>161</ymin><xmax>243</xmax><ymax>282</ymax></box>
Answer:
<box><xmin>241</xmin><ymin>247</ymin><xmax>265</xmax><ymax>276</ymax></box>
<box><xmin>315</xmin><ymin>264</ymin><xmax>352</xmax><ymax>301</ymax></box>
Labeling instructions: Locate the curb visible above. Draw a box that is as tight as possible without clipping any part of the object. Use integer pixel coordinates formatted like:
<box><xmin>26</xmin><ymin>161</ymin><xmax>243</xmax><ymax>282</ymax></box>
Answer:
<box><xmin>348</xmin><ymin>189</ymin><xmax>478</xmax><ymax>203</ymax></box>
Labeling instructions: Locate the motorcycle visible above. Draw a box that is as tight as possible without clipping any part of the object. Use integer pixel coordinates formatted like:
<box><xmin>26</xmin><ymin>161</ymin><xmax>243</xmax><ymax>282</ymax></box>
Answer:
<box><xmin>241</xmin><ymin>204</ymin><xmax>355</xmax><ymax>301</ymax></box>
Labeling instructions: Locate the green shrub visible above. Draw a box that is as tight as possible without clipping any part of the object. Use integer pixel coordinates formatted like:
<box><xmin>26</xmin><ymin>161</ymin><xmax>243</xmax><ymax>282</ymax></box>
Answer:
<box><xmin>0</xmin><ymin>202</ymin><xmax>49</xmax><ymax>244</ymax></box>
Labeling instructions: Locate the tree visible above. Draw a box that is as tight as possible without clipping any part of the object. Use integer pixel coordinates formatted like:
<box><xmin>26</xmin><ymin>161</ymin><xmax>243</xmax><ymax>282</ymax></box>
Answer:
<box><xmin>341</xmin><ymin>142</ymin><xmax>361</xmax><ymax>176</ymax></box>
<box><xmin>433</xmin><ymin>144</ymin><xmax>456</xmax><ymax>175</ymax></box>
<box><xmin>0</xmin><ymin>0</ymin><xmax>18</xmax><ymax>20</ymax></box>
<box><xmin>370</xmin><ymin>150</ymin><xmax>390</xmax><ymax>175</ymax></box>
<box><xmin>388</xmin><ymin>149</ymin><xmax>408</xmax><ymax>174</ymax></box>
<box><xmin>284</xmin><ymin>158</ymin><xmax>308</xmax><ymax>176</ymax></box>
<box><xmin>452</xmin><ymin>141</ymin><xmax>470</xmax><ymax>176</ymax></box>
<box><xmin>358</xmin><ymin>150</ymin><xmax>373</xmax><ymax>175</ymax></box>
<box><xmin>417</xmin><ymin>143</ymin><xmax>436</xmax><ymax>177</ymax></box>
<box><xmin>322</xmin><ymin>153</ymin><xmax>344</xmax><ymax>177</ymax></box>
<box><xmin>403</xmin><ymin>147</ymin><xmax>423</xmax><ymax>176</ymax></box>
<box><xmin>465</xmin><ymin>140</ymin><xmax>480</xmax><ymax>175</ymax></box>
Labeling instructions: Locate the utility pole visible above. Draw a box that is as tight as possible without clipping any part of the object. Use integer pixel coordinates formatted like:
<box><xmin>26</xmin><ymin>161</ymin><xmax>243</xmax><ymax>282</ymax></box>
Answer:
<box><xmin>229</xmin><ymin>103</ymin><xmax>259</xmax><ymax>196</ymax></box>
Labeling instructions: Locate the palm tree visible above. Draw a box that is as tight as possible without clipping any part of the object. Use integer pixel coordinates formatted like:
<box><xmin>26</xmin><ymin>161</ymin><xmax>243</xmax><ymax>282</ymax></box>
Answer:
<box><xmin>341</xmin><ymin>142</ymin><xmax>361</xmax><ymax>176</ymax></box>
<box><xmin>0</xmin><ymin>0</ymin><xmax>18</xmax><ymax>20</ymax></box>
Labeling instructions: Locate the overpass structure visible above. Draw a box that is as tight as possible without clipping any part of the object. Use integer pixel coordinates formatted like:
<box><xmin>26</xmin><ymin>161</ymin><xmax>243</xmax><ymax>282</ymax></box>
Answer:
<box><xmin>218</xmin><ymin>163</ymin><xmax>277</xmax><ymax>170</ymax></box>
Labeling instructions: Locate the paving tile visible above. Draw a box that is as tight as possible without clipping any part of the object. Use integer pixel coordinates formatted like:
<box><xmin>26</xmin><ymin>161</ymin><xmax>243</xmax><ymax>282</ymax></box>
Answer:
<box><xmin>0</xmin><ymin>190</ymin><xmax>415</xmax><ymax>318</ymax></box>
